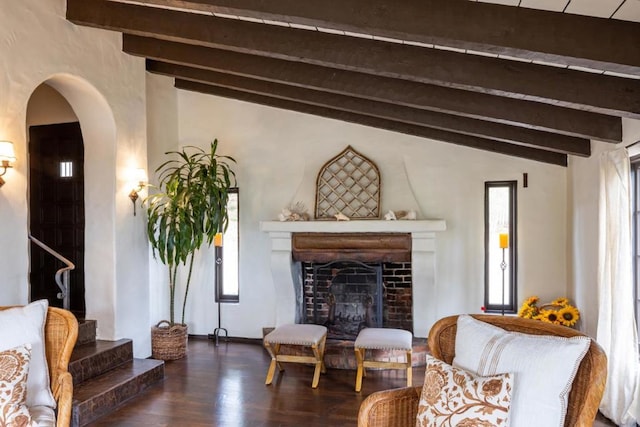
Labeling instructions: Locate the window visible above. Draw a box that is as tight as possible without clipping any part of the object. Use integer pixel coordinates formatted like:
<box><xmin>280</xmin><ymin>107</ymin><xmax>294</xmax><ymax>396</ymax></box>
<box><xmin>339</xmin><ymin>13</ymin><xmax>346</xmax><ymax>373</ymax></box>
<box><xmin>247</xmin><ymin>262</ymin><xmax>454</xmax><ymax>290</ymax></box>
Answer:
<box><xmin>484</xmin><ymin>181</ymin><xmax>517</xmax><ymax>313</ymax></box>
<box><xmin>631</xmin><ymin>161</ymin><xmax>640</xmax><ymax>348</ymax></box>
<box><xmin>59</xmin><ymin>161</ymin><xmax>73</xmax><ymax>178</ymax></box>
<box><xmin>216</xmin><ymin>188</ymin><xmax>239</xmax><ymax>303</ymax></box>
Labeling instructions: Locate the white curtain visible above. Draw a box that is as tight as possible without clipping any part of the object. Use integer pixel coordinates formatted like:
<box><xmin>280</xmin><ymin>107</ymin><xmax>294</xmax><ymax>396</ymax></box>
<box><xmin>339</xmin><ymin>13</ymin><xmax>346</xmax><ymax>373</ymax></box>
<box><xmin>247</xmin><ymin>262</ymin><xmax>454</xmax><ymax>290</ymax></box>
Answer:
<box><xmin>597</xmin><ymin>148</ymin><xmax>639</xmax><ymax>426</ymax></box>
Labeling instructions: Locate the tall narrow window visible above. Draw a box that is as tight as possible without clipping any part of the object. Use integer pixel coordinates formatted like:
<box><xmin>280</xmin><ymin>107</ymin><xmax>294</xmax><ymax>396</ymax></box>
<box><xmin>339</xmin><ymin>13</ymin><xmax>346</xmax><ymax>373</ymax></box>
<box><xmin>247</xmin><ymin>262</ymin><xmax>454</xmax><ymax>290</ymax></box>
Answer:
<box><xmin>485</xmin><ymin>181</ymin><xmax>517</xmax><ymax>313</ymax></box>
<box><xmin>216</xmin><ymin>188</ymin><xmax>239</xmax><ymax>303</ymax></box>
<box><xmin>631</xmin><ymin>160</ymin><xmax>640</xmax><ymax>351</ymax></box>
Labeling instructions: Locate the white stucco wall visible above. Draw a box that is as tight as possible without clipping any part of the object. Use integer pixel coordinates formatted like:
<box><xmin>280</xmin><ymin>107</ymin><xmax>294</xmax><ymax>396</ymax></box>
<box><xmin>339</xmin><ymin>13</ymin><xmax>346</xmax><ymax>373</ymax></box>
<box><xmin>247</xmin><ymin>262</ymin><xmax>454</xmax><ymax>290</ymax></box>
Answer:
<box><xmin>161</xmin><ymin>89</ymin><xmax>569</xmax><ymax>338</ymax></box>
<box><xmin>146</xmin><ymin>74</ymin><xmax>179</xmax><ymax>326</ymax></box>
<box><xmin>0</xmin><ymin>0</ymin><xmax>150</xmax><ymax>356</ymax></box>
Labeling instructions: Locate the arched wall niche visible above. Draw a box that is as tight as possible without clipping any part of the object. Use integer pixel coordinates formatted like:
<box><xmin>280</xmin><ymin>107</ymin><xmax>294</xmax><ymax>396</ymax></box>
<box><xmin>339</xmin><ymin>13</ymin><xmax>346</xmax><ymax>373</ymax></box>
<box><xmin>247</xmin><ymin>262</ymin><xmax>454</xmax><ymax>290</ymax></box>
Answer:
<box><xmin>26</xmin><ymin>73</ymin><xmax>118</xmax><ymax>339</ymax></box>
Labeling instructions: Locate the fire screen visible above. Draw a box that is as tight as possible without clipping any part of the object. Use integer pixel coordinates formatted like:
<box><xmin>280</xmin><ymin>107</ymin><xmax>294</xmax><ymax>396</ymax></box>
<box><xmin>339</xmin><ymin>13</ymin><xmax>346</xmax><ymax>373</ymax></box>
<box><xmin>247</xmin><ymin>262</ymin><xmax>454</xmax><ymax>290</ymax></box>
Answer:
<box><xmin>305</xmin><ymin>260</ymin><xmax>383</xmax><ymax>340</ymax></box>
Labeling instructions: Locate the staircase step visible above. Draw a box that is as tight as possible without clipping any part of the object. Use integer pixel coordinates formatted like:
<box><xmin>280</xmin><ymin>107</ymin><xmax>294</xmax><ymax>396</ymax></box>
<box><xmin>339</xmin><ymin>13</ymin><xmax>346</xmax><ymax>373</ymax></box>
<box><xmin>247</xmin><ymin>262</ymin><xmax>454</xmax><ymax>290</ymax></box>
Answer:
<box><xmin>71</xmin><ymin>358</ymin><xmax>164</xmax><ymax>427</ymax></box>
<box><xmin>70</xmin><ymin>339</ymin><xmax>133</xmax><ymax>385</ymax></box>
<box><xmin>76</xmin><ymin>320</ymin><xmax>97</xmax><ymax>347</ymax></box>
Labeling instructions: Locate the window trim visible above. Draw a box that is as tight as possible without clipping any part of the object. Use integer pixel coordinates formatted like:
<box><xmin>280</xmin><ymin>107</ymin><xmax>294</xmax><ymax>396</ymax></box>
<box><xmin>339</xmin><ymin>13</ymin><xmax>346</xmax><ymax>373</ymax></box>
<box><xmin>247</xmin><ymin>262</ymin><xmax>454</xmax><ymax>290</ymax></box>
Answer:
<box><xmin>484</xmin><ymin>181</ymin><xmax>518</xmax><ymax>313</ymax></box>
<box><xmin>216</xmin><ymin>187</ymin><xmax>239</xmax><ymax>303</ymax></box>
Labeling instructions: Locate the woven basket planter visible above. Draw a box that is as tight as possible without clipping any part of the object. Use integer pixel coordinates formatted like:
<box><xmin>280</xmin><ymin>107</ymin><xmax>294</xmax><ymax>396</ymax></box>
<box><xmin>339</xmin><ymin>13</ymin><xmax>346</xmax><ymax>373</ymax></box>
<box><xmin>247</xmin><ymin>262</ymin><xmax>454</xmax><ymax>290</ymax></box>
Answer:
<box><xmin>151</xmin><ymin>320</ymin><xmax>188</xmax><ymax>360</ymax></box>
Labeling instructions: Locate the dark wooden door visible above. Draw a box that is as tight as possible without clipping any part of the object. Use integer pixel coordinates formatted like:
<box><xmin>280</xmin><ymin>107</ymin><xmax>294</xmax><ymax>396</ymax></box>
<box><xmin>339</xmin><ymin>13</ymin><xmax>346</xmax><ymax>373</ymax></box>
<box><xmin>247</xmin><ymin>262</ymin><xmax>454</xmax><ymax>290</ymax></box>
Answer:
<box><xmin>29</xmin><ymin>122</ymin><xmax>85</xmax><ymax>317</ymax></box>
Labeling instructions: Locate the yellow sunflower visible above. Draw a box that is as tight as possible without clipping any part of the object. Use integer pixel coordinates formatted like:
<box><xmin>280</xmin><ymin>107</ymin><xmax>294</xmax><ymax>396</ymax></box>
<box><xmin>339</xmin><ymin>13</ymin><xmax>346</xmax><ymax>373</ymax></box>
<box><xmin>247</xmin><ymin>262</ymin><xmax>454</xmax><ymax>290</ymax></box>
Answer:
<box><xmin>558</xmin><ymin>305</ymin><xmax>580</xmax><ymax>327</ymax></box>
<box><xmin>518</xmin><ymin>304</ymin><xmax>537</xmax><ymax>319</ymax></box>
<box><xmin>535</xmin><ymin>309</ymin><xmax>561</xmax><ymax>325</ymax></box>
<box><xmin>524</xmin><ymin>296</ymin><xmax>539</xmax><ymax>305</ymax></box>
<box><xmin>551</xmin><ymin>297</ymin><xmax>569</xmax><ymax>306</ymax></box>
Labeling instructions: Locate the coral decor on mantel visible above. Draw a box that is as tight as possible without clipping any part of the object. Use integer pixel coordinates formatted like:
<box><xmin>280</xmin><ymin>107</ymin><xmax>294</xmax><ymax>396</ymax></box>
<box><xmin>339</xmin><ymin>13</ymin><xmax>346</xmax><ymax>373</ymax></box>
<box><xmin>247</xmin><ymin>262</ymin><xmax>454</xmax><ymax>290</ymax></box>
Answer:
<box><xmin>277</xmin><ymin>202</ymin><xmax>418</xmax><ymax>222</ymax></box>
<box><xmin>278</xmin><ymin>201</ymin><xmax>310</xmax><ymax>222</ymax></box>
<box><xmin>383</xmin><ymin>210</ymin><xmax>417</xmax><ymax>220</ymax></box>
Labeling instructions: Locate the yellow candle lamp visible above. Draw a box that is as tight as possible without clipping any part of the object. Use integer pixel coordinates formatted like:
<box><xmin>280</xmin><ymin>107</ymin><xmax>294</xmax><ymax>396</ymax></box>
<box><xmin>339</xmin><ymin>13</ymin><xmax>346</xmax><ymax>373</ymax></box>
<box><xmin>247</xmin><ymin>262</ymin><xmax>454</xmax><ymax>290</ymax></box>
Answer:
<box><xmin>499</xmin><ymin>233</ymin><xmax>509</xmax><ymax>249</ymax></box>
<box><xmin>214</xmin><ymin>232</ymin><xmax>223</xmax><ymax>247</ymax></box>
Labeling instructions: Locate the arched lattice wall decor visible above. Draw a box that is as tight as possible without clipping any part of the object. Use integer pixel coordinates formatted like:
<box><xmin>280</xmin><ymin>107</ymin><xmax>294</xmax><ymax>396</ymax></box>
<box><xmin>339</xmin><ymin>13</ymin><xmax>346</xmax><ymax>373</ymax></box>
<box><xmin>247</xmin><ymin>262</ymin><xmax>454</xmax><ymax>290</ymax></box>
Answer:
<box><xmin>315</xmin><ymin>146</ymin><xmax>381</xmax><ymax>219</ymax></box>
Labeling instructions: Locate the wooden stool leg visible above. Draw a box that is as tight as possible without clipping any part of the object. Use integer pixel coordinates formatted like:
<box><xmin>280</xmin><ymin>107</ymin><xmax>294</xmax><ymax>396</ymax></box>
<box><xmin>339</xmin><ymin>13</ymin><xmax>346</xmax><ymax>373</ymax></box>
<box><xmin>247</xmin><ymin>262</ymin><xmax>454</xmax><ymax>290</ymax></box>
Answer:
<box><xmin>355</xmin><ymin>347</ymin><xmax>365</xmax><ymax>392</ymax></box>
<box><xmin>264</xmin><ymin>342</ymin><xmax>278</xmax><ymax>385</ymax></box>
<box><xmin>311</xmin><ymin>343</ymin><xmax>323</xmax><ymax>389</ymax></box>
<box><xmin>406</xmin><ymin>350</ymin><xmax>413</xmax><ymax>387</ymax></box>
<box><xmin>274</xmin><ymin>344</ymin><xmax>284</xmax><ymax>372</ymax></box>
<box><xmin>318</xmin><ymin>334</ymin><xmax>327</xmax><ymax>374</ymax></box>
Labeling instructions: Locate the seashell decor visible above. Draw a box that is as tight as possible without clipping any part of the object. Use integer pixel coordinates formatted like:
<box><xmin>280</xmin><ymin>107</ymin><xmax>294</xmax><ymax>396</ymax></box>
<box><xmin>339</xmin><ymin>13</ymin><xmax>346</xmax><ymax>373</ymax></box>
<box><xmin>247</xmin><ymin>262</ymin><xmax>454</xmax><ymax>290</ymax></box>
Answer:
<box><xmin>384</xmin><ymin>210</ymin><xmax>417</xmax><ymax>220</ymax></box>
<box><xmin>278</xmin><ymin>201</ymin><xmax>310</xmax><ymax>222</ymax></box>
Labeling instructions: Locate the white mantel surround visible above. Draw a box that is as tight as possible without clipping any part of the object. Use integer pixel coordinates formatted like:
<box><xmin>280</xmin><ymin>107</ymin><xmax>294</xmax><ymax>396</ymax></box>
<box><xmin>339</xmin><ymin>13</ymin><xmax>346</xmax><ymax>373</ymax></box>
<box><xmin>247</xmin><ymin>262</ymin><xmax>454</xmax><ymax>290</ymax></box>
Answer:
<box><xmin>260</xmin><ymin>220</ymin><xmax>447</xmax><ymax>338</ymax></box>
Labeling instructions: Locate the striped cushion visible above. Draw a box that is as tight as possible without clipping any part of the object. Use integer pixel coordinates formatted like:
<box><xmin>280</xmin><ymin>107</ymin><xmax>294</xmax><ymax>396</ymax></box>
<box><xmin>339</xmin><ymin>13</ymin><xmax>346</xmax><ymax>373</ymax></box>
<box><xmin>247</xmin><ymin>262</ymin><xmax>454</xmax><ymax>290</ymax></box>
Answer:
<box><xmin>452</xmin><ymin>314</ymin><xmax>590</xmax><ymax>427</ymax></box>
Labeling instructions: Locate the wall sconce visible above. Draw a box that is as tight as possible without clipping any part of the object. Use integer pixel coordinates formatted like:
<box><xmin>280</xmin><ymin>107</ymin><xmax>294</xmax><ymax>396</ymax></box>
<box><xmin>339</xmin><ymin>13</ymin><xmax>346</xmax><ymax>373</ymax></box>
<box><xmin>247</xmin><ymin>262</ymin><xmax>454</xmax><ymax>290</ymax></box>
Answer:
<box><xmin>128</xmin><ymin>168</ymin><xmax>147</xmax><ymax>216</ymax></box>
<box><xmin>0</xmin><ymin>141</ymin><xmax>16</xmax><ymax>188</ymax></box>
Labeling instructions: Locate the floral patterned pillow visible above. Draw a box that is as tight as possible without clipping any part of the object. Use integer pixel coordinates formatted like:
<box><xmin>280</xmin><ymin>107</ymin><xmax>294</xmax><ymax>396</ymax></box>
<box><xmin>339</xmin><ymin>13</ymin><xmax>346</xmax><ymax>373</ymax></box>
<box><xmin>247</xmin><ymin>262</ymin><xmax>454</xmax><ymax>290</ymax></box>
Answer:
<box><xmin>0</xmin><ymin>344</ymin><xmax>33</xmax><ymax>427</ymax></box>
<box><xmin>416</xmin><ymin>355</ymin><xmax>512</xmax><ymax>427</ymax></box>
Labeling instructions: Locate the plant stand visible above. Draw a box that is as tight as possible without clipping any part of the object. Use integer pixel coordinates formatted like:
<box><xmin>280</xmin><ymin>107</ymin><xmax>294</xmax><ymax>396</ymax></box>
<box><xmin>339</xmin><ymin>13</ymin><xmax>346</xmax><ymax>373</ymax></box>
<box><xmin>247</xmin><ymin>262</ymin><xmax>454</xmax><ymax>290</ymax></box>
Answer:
<box><xmin>208</xmin><ymin>245</ymin><xmax>228</xmax><ymax>346</ymax></box>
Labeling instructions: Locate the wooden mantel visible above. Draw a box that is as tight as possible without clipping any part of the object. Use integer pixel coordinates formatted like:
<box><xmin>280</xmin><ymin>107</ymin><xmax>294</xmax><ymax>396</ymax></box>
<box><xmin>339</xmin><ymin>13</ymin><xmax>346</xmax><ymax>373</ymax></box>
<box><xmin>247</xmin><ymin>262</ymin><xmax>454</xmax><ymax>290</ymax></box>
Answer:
<box><xmin>292</xmin><ymin>232</ymin><xmax>412</xmax><ymax>263</ymax></box>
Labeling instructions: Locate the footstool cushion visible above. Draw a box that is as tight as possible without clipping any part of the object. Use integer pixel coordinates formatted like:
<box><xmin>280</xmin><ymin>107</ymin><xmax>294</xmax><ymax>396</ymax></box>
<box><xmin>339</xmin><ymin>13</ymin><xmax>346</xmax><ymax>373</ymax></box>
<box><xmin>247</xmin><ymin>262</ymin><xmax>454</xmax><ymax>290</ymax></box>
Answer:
<box><xmin>264</xmin><ymin>324</ymin><xmax>327</xmax><ymax>388</ymax></box>
<box><xmin>354</xmin><ymin>328</ymin><xmax>412</xmax><ymax>350</ymax></box>
<box><xmin>354</xmin><ymin>327</ymin><xmax>413</xmax><ymax>392</ymax></box>
<box><xmin>264</xmin><ymin>324</ymin><xmax>327</xmax><ymax>346</ymax></box>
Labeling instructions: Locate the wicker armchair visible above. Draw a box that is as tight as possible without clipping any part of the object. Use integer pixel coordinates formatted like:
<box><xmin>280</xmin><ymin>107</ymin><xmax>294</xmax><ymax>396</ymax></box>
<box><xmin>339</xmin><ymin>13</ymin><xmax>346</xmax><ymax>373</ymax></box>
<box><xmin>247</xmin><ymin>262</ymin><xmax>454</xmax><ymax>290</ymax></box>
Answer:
<box><xmin>1</xmin><ymin>306</ymin><xmax>78</xmax><ymax>427</ymax></box>
<box><xmin>358</xmin><ymin>314</ymin><xmax>608</xmax><ymax>427</ymax></box>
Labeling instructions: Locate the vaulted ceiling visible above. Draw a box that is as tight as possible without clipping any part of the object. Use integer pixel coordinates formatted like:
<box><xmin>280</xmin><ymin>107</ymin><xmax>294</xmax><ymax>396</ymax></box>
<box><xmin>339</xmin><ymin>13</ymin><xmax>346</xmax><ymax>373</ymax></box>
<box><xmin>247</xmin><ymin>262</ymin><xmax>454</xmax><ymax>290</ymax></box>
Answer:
<box><xmin>65</xmin><ymin>0</ymin><xmax>640</xmax><ymax>166</ymax></box>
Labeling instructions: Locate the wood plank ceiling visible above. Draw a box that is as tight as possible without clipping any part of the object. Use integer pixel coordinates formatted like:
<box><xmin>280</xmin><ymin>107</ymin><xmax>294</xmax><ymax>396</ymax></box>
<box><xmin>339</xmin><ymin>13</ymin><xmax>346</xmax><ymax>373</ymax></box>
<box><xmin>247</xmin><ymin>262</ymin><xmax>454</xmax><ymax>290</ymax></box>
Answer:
<box><xmin>65</xmin><ymin>0</ymin><xmax>640</xmax><ymax>166</ymax></box>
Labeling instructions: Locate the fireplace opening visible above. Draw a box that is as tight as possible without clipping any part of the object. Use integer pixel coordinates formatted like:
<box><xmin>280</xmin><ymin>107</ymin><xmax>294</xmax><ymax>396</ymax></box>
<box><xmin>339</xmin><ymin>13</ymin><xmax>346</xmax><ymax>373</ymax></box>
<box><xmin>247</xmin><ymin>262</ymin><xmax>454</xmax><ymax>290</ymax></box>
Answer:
<box><xmin>304</xmin><ymin>261</ymin><xmax>382</xmax><ymax>340</ymax></box>
<box><xmin>302</xmin><ymin>260</ymin><xmax>413</xmax><ymax>340</ymax></box>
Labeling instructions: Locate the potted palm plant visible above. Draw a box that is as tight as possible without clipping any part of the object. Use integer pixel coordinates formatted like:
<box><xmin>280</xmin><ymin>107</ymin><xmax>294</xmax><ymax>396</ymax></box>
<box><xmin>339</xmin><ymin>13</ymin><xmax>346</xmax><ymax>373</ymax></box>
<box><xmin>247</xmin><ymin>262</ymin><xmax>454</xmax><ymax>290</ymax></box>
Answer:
<box><xmin>145</xmin><ymin>140</ymin><xmax>236</xmax><ymax>360</ymax></box>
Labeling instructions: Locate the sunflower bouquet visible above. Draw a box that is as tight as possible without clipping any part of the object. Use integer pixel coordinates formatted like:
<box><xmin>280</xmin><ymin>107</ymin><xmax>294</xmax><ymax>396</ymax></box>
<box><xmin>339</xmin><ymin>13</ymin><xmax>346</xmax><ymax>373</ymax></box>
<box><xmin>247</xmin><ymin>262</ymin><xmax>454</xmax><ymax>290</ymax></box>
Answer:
<box><xmin>517</xmin><ymin>296</ymin><xmax>580</xmax><ymax>327</ymax></box>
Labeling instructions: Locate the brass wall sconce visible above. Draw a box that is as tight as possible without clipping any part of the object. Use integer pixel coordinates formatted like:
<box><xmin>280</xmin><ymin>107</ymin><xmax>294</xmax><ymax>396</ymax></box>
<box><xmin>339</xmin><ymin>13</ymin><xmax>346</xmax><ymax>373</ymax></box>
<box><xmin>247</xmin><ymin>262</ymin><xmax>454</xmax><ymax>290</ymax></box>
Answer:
<box><xmin>128</xmin><ymin>168</ymin><xmax>147</xmax><ymax>216</ymax></box>
<box><xmin>0</xmin><ymin>141</ymin><xmax>16</xmax><ymax>188</ymax></box>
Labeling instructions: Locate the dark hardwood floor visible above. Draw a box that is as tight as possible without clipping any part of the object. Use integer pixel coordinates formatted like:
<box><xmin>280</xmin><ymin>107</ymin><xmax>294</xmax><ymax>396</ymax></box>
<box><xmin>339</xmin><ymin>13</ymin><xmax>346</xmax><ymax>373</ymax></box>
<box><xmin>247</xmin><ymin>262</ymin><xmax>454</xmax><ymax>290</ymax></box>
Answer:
<box><xmin>87</xmin><ymin>337</ymin><xmax>425</xmax><ymax>427</ymax></box>
<box><xmin>86</xmin><ymin>337</ymin><xmax>618</xmax><ymax>427</ymax></box>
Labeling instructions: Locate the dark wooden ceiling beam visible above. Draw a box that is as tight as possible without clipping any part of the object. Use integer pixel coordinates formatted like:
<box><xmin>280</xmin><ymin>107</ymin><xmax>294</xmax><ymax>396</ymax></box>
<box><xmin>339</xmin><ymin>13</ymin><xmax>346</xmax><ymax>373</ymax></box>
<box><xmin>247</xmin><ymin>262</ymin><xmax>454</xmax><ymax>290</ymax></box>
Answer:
<box><xmin>147</xmin><ymin>59</ymin><xmax>591</xmax><ymax>157</ymax></box>
<box><xmin>70</xmin><ymin>0</ymin><xmax>640</xmax><ymax>118</ymax></box>
<box><xmin>174</xmin><ymin>79</ymin><xmax>568</xmax><ymax>167</ymax></box>
<box><xmin>124</xmin><ymin>35</ymin><xmax>621</xmax><ymax>143</ymax></box>
<box><xmin>124</xmin><ymin>0</ymin><xmax>640</xmax><ymax>75</ymax></box>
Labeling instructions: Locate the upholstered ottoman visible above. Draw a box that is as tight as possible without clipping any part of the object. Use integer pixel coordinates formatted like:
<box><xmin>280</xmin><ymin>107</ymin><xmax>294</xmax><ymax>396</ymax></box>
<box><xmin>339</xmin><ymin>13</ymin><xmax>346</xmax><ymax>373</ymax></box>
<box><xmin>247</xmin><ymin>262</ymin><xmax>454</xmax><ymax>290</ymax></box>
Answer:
<box><xmin>263</xmin><ymin>324</ymin><xmax>328</xmax><ymax>388</ymax></box>
<box><xmin>354</xmin><ymin>327</ymin><xmax>413</xmax><ymax>392</ymax></box>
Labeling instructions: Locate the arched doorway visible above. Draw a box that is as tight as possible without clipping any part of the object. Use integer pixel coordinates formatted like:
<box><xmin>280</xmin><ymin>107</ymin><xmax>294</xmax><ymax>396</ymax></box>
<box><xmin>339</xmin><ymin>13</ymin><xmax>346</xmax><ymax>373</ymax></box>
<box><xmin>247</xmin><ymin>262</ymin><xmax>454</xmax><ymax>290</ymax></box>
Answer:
<box><xmin>26</xmin><ymin>75</ymin><xmax>118</xmax><ymax>336</ymax></box>
<box><xmin>27</xmin><ymin>83</ymin><xmax>86</xmax><ymax>317</ymax></box>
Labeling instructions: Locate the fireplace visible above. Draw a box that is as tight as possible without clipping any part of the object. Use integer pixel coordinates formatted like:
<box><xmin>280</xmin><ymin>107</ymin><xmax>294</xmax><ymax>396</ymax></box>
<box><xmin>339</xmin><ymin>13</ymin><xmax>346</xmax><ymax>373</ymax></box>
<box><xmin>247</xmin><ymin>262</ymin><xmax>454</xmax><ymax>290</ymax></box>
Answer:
<box><xmin>260</xmin><ymin>219</ymin><xmax>446</xmax><ymax>338</ymax></box>
<box><xmin>302</xmin><ymin>259</ymin><xmax>414</xmax><ymax>340</ymax></box>
<box><xmin>303</xmin><ymin>260</ymin><xmax>384</xmax><ymax>340</ymax></box>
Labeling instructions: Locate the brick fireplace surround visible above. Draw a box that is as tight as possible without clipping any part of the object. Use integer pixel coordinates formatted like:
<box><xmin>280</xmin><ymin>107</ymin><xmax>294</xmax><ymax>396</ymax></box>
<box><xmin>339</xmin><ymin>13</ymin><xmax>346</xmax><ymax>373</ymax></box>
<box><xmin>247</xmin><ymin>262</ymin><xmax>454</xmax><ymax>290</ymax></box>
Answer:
<box><xmin>260</xmin><ymin>220</ymin><xmax>446</xmax><ymax>338</ymax></box>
